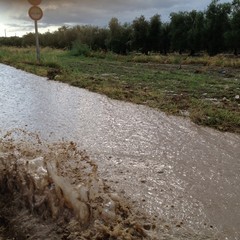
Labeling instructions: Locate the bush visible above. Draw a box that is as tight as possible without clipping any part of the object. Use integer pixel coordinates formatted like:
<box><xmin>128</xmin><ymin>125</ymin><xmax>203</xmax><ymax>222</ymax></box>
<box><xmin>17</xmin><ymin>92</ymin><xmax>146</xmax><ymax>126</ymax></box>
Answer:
<box><xmin>70</xmin><ymin>40</ymin><xmax>90</xmax><ymax>57</ymax></box>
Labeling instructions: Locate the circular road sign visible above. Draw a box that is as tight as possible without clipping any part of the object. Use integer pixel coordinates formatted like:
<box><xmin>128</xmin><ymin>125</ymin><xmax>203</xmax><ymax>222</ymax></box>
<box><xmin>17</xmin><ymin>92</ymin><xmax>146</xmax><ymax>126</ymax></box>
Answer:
<box><xmin>28</xmin><ymin>6</ymin><xmax>43</xmax><ymax>21</ymax></box>
<box><xmin>28</xmin><ymin>0</ymin><xmax>42</xmax><ymax>5</ymax></box>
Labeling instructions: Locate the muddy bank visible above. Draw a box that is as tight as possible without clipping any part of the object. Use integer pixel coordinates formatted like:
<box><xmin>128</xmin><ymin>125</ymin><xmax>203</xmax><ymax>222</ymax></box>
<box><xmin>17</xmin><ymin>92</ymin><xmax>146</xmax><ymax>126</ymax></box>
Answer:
<box><xmin>0</xmin><ymin>130</ymin><xmax>217</xmax><ymax>240</ymax></box>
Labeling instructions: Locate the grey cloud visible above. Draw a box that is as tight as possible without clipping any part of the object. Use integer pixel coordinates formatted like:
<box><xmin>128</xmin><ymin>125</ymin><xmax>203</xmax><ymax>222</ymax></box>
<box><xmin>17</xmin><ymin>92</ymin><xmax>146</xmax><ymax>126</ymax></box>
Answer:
<box><xmin>0</xmin><ymin>0</ymin><xmax>232</xmax><ymax>36</ymax></box>
<box><xmin>38</xmin><ymin>0</ymin><xmax>214</xmax><ymax>25</ymax></box>
<box><xmin>37</xmin><ymin>0</ymin><xmax>197</xmax><ymax>26</ymax></box>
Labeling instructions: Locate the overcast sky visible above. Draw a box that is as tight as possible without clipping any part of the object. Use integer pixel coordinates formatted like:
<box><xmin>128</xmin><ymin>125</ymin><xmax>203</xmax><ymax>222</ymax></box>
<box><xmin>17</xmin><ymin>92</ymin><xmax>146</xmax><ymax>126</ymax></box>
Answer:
<box><xmin>0</xmin><ymin>0</ymin><xmax>232</xmax><ymax>37</ymax></box>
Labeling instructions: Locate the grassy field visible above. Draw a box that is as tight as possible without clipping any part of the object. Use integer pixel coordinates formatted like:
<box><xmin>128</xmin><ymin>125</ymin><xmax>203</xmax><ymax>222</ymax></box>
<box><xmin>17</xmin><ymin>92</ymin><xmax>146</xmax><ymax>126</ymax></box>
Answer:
<box><xmin>0</xmin><ymin>46</ymin><xmax>239</xmax><ymax>133</ymax></box>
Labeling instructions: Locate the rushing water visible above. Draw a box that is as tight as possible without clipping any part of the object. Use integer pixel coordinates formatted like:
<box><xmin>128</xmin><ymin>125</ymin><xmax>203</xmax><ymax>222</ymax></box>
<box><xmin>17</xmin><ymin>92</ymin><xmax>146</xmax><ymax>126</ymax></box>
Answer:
<box><xmin>0</xmin><ymin>63</ymin><xmax>240</xmax><ymax>239</ymax></box>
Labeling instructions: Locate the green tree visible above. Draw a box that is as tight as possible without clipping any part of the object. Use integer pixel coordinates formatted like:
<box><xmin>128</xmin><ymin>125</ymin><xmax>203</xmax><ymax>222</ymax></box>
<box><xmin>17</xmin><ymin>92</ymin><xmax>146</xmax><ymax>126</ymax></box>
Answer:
<box><xmin>187</xmin><ymin>10</ymin><xmax>205</xmax><ymax>55</ymax></box>
<box><xmin>205</xmin><ymin>0</ymin><xmax>231</xmax><ymax>55</ymax></box>
<box><xmin>107</xmin><ymin>18</ymin><xmax>131</xmax><ymax>54</ymax></box>
<box><xmin>91</xmin><ymin>27</ymin><xmax>109</xmax><ymax>51</ymax></box>
<box><xmin>149</xmin><ymin>14</ymin><xmax>162</xmax><ymax>52</ymax></box>
<box><xmin>76</xmin><ymin>25</ymin><xmax>97</xmax><ymax>49</ymax></box>
<box><xmin>225</xmin><ymin>0</ymin><xmax>240</xmax><ymax>55</ymax></box>
<box><xmin>22</xmin><ymin>33</ymin><xmax>35</xmax><ymax>46</ymax></box>
<box><xmin>170</xmin><ymin>12</ymin><xmax>189</xmax><ymax>54</ymax></box>
<box><xmin>40</xmin><ymin>31</ymin><xmax>58</xmax><ymax>48</ymax></box>
<box><xmin>132</xmin><ymin>15</ymin><xmax>150</xmax><ymax>54</ymax></box>
<box><xmin>53</xmin><ymin>26</ymin><xmax>78</xmax><ymax>49</ymax></box>
<box><xmin>0</xmin><ymin>37</ymin><xmax>22</xmax><ymax>47</ymax></box>
<box><xmin>108</xmin><ymin>18</ymin><xmax>122</xmax><ymax>53</ymax></box>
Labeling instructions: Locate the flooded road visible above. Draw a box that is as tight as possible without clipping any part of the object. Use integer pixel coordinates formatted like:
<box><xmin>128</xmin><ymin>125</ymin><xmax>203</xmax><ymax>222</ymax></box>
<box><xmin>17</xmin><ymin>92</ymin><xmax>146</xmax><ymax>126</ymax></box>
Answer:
<box><xmin>0</xmin><ymin>63</ymin><xmax>240</xmax><ymax>239</ymax></box>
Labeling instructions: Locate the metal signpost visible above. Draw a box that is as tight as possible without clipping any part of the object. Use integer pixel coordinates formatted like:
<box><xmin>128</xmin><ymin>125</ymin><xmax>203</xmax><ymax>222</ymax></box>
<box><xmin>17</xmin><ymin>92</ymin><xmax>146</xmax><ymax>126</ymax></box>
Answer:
<box><xmin>28</xmin><ymin>0</ymin><xmax>43</xmax><ymax>63</ymax></box>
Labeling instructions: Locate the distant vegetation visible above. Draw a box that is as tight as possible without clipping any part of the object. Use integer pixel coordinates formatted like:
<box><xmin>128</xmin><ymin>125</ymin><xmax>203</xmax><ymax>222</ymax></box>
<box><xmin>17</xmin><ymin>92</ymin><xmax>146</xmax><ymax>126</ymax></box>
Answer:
<box><xmin>1</xmin><ymin>0</ymin><xmax>240</xmax><ymax>56</ymax></box>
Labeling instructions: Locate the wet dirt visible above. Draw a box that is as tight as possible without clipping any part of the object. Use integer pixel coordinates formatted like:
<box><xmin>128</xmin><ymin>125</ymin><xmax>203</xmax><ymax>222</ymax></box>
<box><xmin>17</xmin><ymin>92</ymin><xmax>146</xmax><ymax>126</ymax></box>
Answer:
<box><xmin>0</xmin><ymin>131</ymin><xmax>158</xmax><ymax>239</ymax></box>
<box><xmin>0</xmin><ymin>64</ymin><xmax>240</xmax><ymax>239</ymax></box>
<box><xmin>0</xmin><ymin>130</ymin><xmax>215</xmax><ymax>240</ymax></box>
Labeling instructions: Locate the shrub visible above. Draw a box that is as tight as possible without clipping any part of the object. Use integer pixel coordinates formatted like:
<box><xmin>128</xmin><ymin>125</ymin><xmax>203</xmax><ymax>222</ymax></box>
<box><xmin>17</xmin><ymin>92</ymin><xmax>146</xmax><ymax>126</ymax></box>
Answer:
<box><xmin>70</xmin><ymin>40</ymin><xmax>90</xmax><ymax>57</ymax></box>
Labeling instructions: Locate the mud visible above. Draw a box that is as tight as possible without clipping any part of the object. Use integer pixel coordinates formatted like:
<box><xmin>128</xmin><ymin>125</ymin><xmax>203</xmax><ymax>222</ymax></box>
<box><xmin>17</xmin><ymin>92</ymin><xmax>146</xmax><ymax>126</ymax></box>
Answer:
<box><xmin>0</xmin><ymin>130</ymin><xmax>216</xmax><ymax>240</ymax></box>
<box><xmin>0</xmin><ymin>130</ymin><xmax>155</xmax><ymax>239</ymax></box>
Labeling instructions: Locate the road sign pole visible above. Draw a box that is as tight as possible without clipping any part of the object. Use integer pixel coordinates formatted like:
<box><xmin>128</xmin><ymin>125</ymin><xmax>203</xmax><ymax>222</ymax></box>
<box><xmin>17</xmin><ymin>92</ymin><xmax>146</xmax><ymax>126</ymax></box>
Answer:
<box><xmin>34</xmin><ymin>20</ymin><xmax>40</xmax><ymax>63</ymax></box>
<box><xmin>28</xmin><ymin>1</ymin><xmax>43</xmax><ymax>63</ymax></box>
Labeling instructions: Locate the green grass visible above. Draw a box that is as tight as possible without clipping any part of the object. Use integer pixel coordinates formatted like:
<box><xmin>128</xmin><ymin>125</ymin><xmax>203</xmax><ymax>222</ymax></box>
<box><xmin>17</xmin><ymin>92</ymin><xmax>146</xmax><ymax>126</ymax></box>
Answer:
<box><xmin>0</xmin><ymin>46</ymin><xmax>239</xmax><ymax>133</ymax></box>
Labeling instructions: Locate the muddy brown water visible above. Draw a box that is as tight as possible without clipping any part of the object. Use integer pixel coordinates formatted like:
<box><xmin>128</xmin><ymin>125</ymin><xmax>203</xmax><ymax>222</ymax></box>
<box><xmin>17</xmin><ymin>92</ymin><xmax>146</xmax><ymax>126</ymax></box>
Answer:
<box><xmin>0</xmin><ymin>63</ymin><xmax>240</xmax><ymax>239</ymax></box>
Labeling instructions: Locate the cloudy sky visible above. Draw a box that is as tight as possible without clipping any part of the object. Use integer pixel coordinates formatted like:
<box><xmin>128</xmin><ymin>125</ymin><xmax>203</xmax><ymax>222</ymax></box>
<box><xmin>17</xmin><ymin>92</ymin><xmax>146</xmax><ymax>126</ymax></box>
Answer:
<box><xmin>0</xmin><ymin>0</ymin><xmax>232</xmax><ymax>37</ymax></box>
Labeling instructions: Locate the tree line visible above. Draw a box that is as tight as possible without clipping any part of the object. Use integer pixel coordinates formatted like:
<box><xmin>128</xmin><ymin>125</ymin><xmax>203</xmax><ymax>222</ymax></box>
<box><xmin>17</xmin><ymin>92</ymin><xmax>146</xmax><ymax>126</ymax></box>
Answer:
<box><xmin>1</xmin><ymin>0</ymin><xmax>240</xmax><ymax>56</ymax></box>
